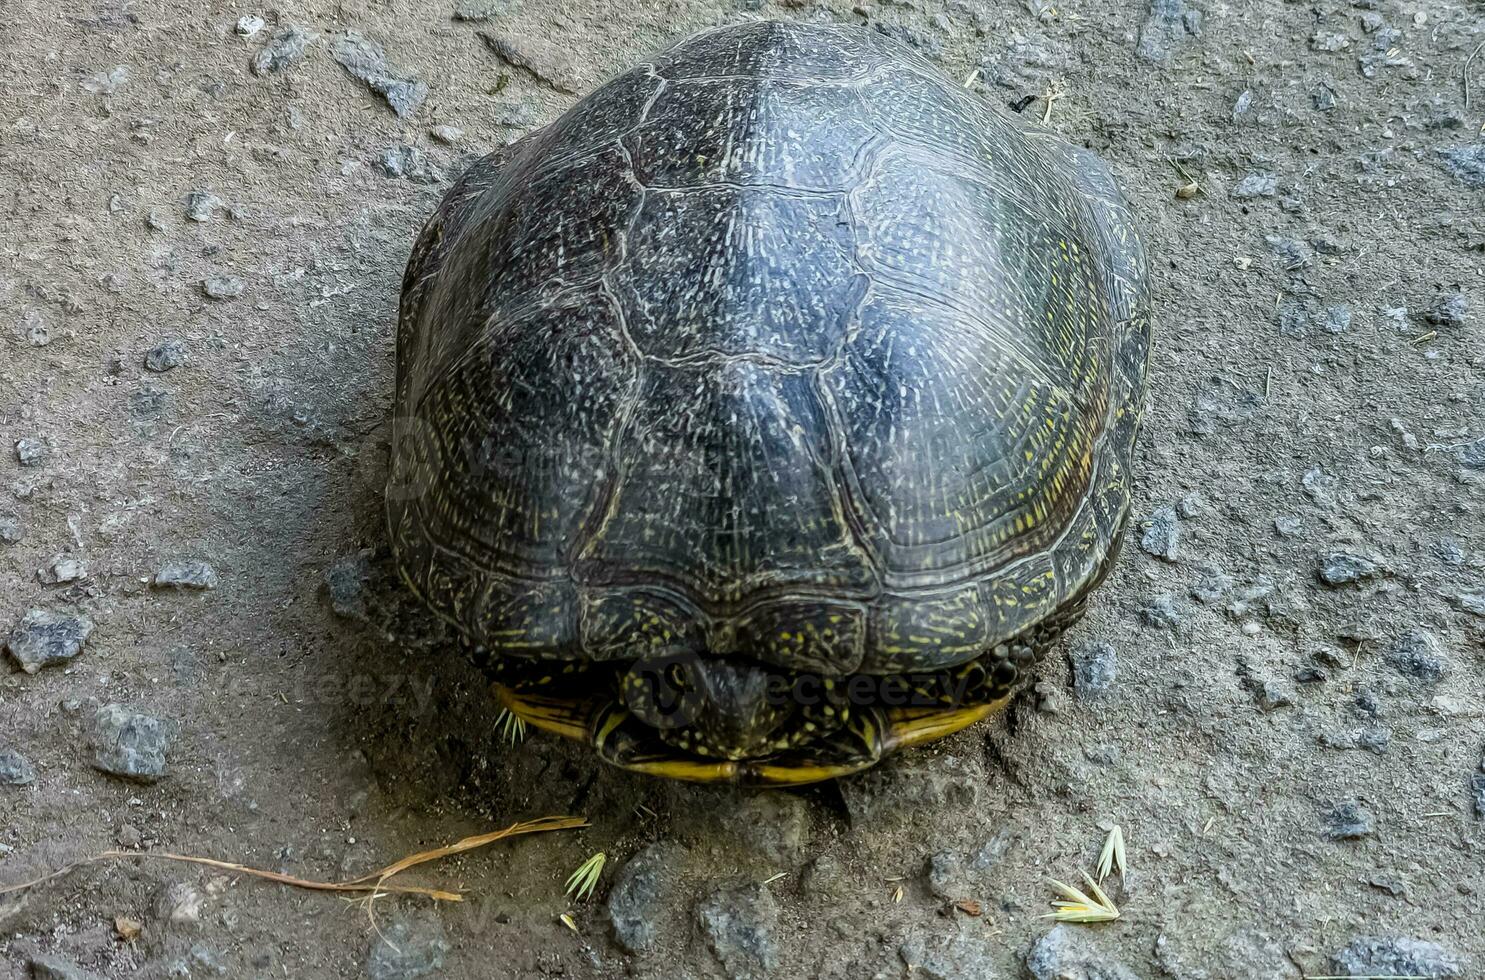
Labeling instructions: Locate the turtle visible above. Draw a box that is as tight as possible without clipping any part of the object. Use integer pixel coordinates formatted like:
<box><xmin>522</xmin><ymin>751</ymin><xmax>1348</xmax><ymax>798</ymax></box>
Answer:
<box><xmin>388</xmin><ymin>20</ymin><xmax>1150</xmax><ymax>786</ymax></box>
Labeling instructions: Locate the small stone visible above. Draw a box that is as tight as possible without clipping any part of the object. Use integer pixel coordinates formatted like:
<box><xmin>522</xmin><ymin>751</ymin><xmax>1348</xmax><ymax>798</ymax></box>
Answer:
<box><xmin>1190</xmin><ymin>563</ymin><xmax>1233</xmax><ymax>604</ymax></box>
<box><xmin>15</xmin><ymin>437</ymin><xmax>50</xmax><ymax>466</ymax></box>
<box><xmin>1136</xmin><ymin>0</ymin><xmax>1202</xmax><ymax>63</ymax></box>
<box><xmin>1027</xmin><ymin>925</ymin><xmax>1140</xmax><ymax>980</ymax></box>
<box><xmin>153</xmin><ymin>561</ymin><xmax>219</xmax><ymax>590</ymax></box>
<box><xmin>202</xmin><ymin>275</ymin><xmax>243</xmax><ymax>300</ymax></box>
<box><xmin>5</xmin><ymin>608</ymin><xmax>94</xmax><ymax>673</ymax></box>
<box><xmin>1316</xmin><ymin>551</ymin><xmax>1382</xmax><ymax>586</ymax></box>
<box><xmin>1175</xmin><ymin>491</ymin><xmax>1207</xmax><ymax>519</ymax></box>
<box><xmin>1230</xmin><ymin>173</ymin><xmax>1278</xmax><ymax>198</ymax></box>
<box><xmin>1292</xmin><ymin>666</ymin><xmax>1326</xmax><ymax>684</ymax></box>
<box><xmin>1068</xmin><ymin>640</ymin><xmax>1116</xmax><ymax>701</ymax></box>
<box><xmin>376</xmin><ymin>144</ymin><xmax>442</xmax><ymax>183</ymax></box>
<box><xmin>1470</xmin><ymin>773</ymin><xmax>1485</xmax><ymax>820</ymax></box>
<box><xmin>492</xmin><ymin>102</ymin><xmax>538</xmax><ymax>128</ymax></box>
<box><xmin>719</xmin><ymin>793</ymin><xmax>811</xmax><ymax>866</ymax></box>
<box><xmin>1266</xmin><ymin>235</ymin><xmax>1312</xmax><ymax>271</ymax></box>
<box><xmin>1383</xmin><ymin>629</ymin><xmax>1448</xmax><ymax>681</ymax></box>
<box><xmin>0</xmin><ymin>513</ymin><xmax>21</xmax><ymax>544</ymax></box>
<box><xmin>325</xmin><ymin>553</ymin><xmax>370</xmax><ymax>619</ymax></box>
<box><xmin>1140</xmin><ymin>594</ymin><xmax>1184</xmax><ymax>628</ymax></box>
<box><xmin>696</xmin><ymin>883</ymin><xmax>779</xmax><ymax>980</ymax></box>
<box><xmin>607</xmin><ymin>841</ymin><xmax>684</xmax><ymax>953</ymax></box>
<box><xmin>332</xmin><ymin>31</ymin><xmax>429</xmax><ymax>119</ymax></box>
<box><xmin>1273</xmin><ymin>515</ymin><xmax>1303</xmax><ymax>537</ymax></box>
<box><xmin>1301</xmin><ymin>465</ymin><xmax>1337</xmax><ymax>504</ymax></box>
<box><xmin>145</xmin><ymin>337</ymin><xmax>188</xmax><ymax>372</ymax></box>
<box><xmin>236</xmin><ymin>14</ymin><xmax>265</xmax><ymax>37</ymax></box>
<box><xmin>1423</xmin><ymin>290</ymin><xmax>1469</xmax><ymax>328</ymax></box>
<box><xmin>1458</xmin><ymin>594</ymin><xmax>1485</xmax><ymax>617</ymax></box>
<box><xmin>0</xmin><ymin>747</ymin><xmax>37</xmax><ymax>786</ymax></box>
<box><xmin>429</xmin><ymin>124</ymin><xmax>464</xmax><ymax>144</ymax></box>
<box><xmin>1139</xmin><ymin>505</ymin><xmax>1180</xmax><ymax>561</ymax></box>
<box><xmin>1364</xmin><ymin>874</ymin><xmax>1408</xmax><ymax>897</ymax></box>
<box><xmin>1322</xmin><ymin>800</ymin><xmax>1375</xmax><ymax>839</ymax></box>
<box><xmin>1322</xmin><ymin>304</ymin><xmax>1351</xmax><ymax>334</ymax></box>
<box><xmin>184</xmin><ymin>190</ymin><xmax>223</xmax><ymax>222</ymax></box>
<box><xmin>1248</xmin><ymin>677</ymin><xmax>1295</xmax><ymax>711</ymax></box>
<box><xmin>251</xmin><ymin>25</ymin><xmax>316</xmax><ymax>77</ymax></box>
<box><xmin>81</xmin><ymin>66</ymin><xmax>129</xmax><ymax>95</ymax></box>
<box><xmin>1359</xmin><ymin>12</ymin><xmax>1384</xmax><ymax>32</ymax></box>
<box><xmin>1308</xmin><ymin>31</ymin><xmax>1350</xmax><ymax>52</ymax></box>
<box><xmin>93</xmin><ymin>704</ymin><xmax>173</xmax><ymax>782</ymax></box>
<box><xmin>1330</xmin><ymin>936</ymin><xmax>1467</xmax><ymax>978</ymax></box>
<box><xmin>157</xmin><ymin>881</ymin><xmax>205</xmax><ymax>923</ymax></box>
<box><xmin>27</xmin><ymin>955</ymin><xmax>104</xmax><ymax>980</ymax></box>
<box><xmin>899</xmin><ymin>926</ymin><xmax>999</xmax><ymax>980</ymax></box>
<box><xmin>39</xmin><ymin>555</ymin><xmax>88</xmax><ymax>584</ymax></box>
<box><xmin>1320</xmin><ymin>728</ymin><xmax>1389</xmax><ymax>754</ymax></box>
<box><xmin>1438</xmin><ymin>144</ymin><xmax>1485</xmax><ymax>188</ymax></box>
<box><xmin>1433</xmin><ymin>537</ymin><xmax>1465</xmax><ymax>566</ymax></box>
<box><xmin>367</xmin><ymin>913</ymin><xmax>450</xmax><ymax>980</ymax></box>
<box><xmin>1454</xmin><ymin>437</ymin><xmax>1485</xmax><ymax>471</ymax></box>
<box><xmin>1311</xmin><ymin>81</ymin><xmax>1337</xmax><ymax>111</ymax></box>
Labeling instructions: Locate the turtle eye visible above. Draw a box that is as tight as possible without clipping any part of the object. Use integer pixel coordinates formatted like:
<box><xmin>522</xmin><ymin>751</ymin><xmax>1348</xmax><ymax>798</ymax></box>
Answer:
<box><xmin>665</xmin><ymin>662</ymin><xmax>688</xmax><ymax>690</ymax></box>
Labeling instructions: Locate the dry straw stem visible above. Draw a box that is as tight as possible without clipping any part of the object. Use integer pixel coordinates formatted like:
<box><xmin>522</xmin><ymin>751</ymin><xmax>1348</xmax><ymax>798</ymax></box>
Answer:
<box><xmin>1096</xmin><ymin>824</ymin><xmax>1126</xmax><ymax>881</ymax></box>
<box><xmin>1045</xmin><ymin>870</ymin><xmax>1120</xmax><ymax>923</ymax></box>
<box><xmin>0</xmin><ymin>816</ymin><xmax>588</xmax><ymax>904</ymax></box>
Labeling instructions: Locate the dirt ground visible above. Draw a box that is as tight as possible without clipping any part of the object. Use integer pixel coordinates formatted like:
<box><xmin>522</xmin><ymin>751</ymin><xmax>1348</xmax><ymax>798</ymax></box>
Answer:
<box><xmin>2</xmin><ymin>0</ymin><xmax>1483</xmax><ymax>977</ymax></box>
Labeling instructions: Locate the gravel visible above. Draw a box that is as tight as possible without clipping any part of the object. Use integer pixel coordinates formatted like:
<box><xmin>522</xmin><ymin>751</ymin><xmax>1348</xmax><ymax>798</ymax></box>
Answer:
<box><xmin>1136</xmin><ymin>0</ymin><xmax>1202</xmax><ymax>62</ymax></box>
<box><xmin>251</xmin><ymin>25</ymin><xmax>316</xmax><ymax>77</ymax></box>
<box><xmin>202</xmin><ymin>275</ymin><xmax>244</xmax><ymax>300</ymax></box>
<box><xmin>331</xmin><ymin>31</ymin><xmax>429</xmax><ymax>119</ymax></box>
<box><xmin>607</xmin><ymin>841</ymin><xmax>684</xmax><ymax>953</ymax></box>
<box><xmin>0</xmin><ymin>511</ymin><xmax>21</xmax><ymax>544</ymax></box>
<box><xmin>1316</xmin><ymin>550</ymin><xmax>1382</xmax><ymax>585</ymax></box>
<box><xmin>1230</xmin><ymin>173</ymin><xmax>1278</xmax><ymax>198</ymax></box>
<box><xmin>1068</xmin><ymin>640</ymin><xmax>1117</xmax><ymax>700</ymax></box>
<box><xmin>92</xmin><ymin>704</ymin><xmax>173</xmax><ymax>782</ymax></box>
<box><xmin>184</xmin><ymin>190</ymin><xmax>223</xmax><ymax>221</ymax></box>
<box><xmin>377</xmin><ymin>145</ymin><xmax>442</xmax><ymax>183</ymax></box>
<box><xmin>27</xmin><ymin>955</ymin><xmax>104</xmax><ymax>980</ymax></box>
<box><xmin>15</xmin><ymin>436</ymin><xmax>50</xmax><ymax>466</ymax></box>
<box><xmin>1027</xmin><ymin>925</ymin><xmax>1140</xmax><ymax>980</ymax></box>
<box><xmin>1322</xmin><ymin>800</ymin><xmax>1375</xmax><ymax>840</ymax></box>
<box><xmin>1140</xmin><ymin>594</ymin><xmax>1184</xmax><ymax>628</ymax></box>
<box><xmin>366</xmin><ymin>913</ymin><xmax>450</xmax><ymax>980</ymax></box>
<box><xmin>1383</xmin><ymin>629</ymin><xmax>1448</xmax><ymax>681</ymax></box>
<box><xmin>696</xmin><ymin>883</ymin><xmax>779</xmax><ymax>980</ymax></box>
<box><xmin>1138</xmin><ymin>505</ymin><xmax>1180</xmax><ymax>560</ymax></box>
<box><xmin>899</xmin><ymin>926</ymin><xmax>1000</xmax><ymax>979</ymax></box>
<box><xmin>39</xmin><ymin>554</ymin><xmax>88</xmax><ymax>584</ymax></box>
<box><xmin>153</xmin><ymin>561</ymin><xmax>220</xmax><ymax>590</ymax></box>
<box><xmin>5</xmin><ymin>608</ymin><xmax>94</xmax><ymax>673</ymax></box>
<box><xmin>1329</xmin><ymin>936</ymin><xmax>1467</xmax><ymax>978</ymax></box>
<box><xmin>144</xmin><ymin>336</ymin><xmax>188</xmax><ymax>371</ymax></box>
<box><xmin>1437</xmin><ymin>144</ymin><xmax>1485</xmax><ymax>188</ymax></box>
<box><xmin>1423</xmin><ymin>290</ymin><xmax>1469</xmax><ymax>328</ymax></box>
<box><xmin>0</xmin><ymin>747</ymin><xmax>37</xmax><ymax>786</ymax></box>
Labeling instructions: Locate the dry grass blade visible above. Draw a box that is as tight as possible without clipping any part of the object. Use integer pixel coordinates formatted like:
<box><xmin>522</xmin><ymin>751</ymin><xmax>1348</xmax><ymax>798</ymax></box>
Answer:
<box><xmin>497</xmin><ymin>707</ymin><xmax>528</xmax><ymax>745</ymax></box>
<box><xmin>1096</xmin><ymin>824</ymin><xmax>1126</xmax><ymax>881</ymax></box>
<box><xmin>1045</xmin><ymin>870</ymin><xmax>1120</xmax><ymax>923</ymax></box>
<box><xmin>0</xmin><ymin>816</ymin><xmax>588</xmax><ymax>905</ymax></box>
<box><xmin>564</xmin><ymin>852</ymin><xmax>607</xmax><ymax>901</ymax></box>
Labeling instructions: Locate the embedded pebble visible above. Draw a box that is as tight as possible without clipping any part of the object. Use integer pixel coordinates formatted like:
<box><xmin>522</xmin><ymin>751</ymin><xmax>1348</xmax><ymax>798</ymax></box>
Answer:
<box><xmin>1136</xmin><ymin>0</ymin><xmax>1202</xmax><ymax>62</ymax></box>
<box><xmin>1438</xmin><ymin>144</ymin><xmax>1485</xmax><ymax>188</ymax></box>
<box><xmin>1453</xmin><ymin>437</ymin><xmax>1485</xmax><ymax>471</ymax></box>
<box><xmin>899</xmin><ymin>927</ymin><xmax>999</xmax><ymax>980</ymax></box>
<box><xmin>1139</xmin><ymin>505</ymin><xmax>1180</xmax><ymax>561</ymax></box>
<box><xmin>1190</xmin><ymin>564</ymin><xmax>1233</xmax><ymax>604</ymax></box>
<box><xmin>184</xmin><ymin>190</ymin><xmax>223</xmax><ymax>222</ymax></box>
<box><xmin>39</xmin><ymin>555</ymin><xmax>88</xmax><ymax>585</ymax></box>
<box><xmin>202</xmin><ymin>275</ymin><xmax>244</xmax><ymax>300</ymax></box>
<box><xmin>1027</xmin><ymin>925</ymin><xmax>1140</xmax><ymax>980</ymax></box>
<box><xmin>332</xmin><ymin>31</ymin><xmax>429</xmax><ymax>119</ymax></box>
<box><xmin>157</xmin><ymin>881</ymin><xmax>205</xmax><ymax>923</ymax></box>
<box><xmin>5</xmin><ymin>608</ymin><xmax>94</xmax><ymax>673</ymax></box>
<box><xmin>1141</xmin><ymin>594</ymin><xmax>1184</xmax><ymax>628</ymax></box>
<box><xmin>1230</xmin><ymin>173</ymin><xmax>1278</xmax><ymax>198</ymax></box>
<box><xmin>377</xmin><ymin>145</ymin><xmax>442</xmax><ymax>183</ymax></box>
<box><xmin>1330</xmin><ymin>936</ymin><xmax>1467</xmax><ymax>978</ymax></box>
<box><xmin>1458</xmin><ymin>594</ymin><xmax>1485</xmax><ymax>617</ymax></box>
<box><xmin>1273</xmin><ymin>515</ymin><xmax>1303</xmax><ymax>537</ymax></box>
<box><xmin>93</xmin><ymin>704</ymin><xmax>173</xmax><ymax>782</ymax></box>
<box><xmin>1316</xmin><ymin>551</ymin><xmax>1382</xmax><ymax>586</ymax></box>
<box><xmin>251</xmin><ymin>25</ymin><xmax>316</xmax><ymax>77</ymax></box>
<box><xmin>367</xmin><ymin>913</ymin><xmax>450</xmax><ymax>980</ymax></box>
<box><xmin>0</xmin><ymin>747</ymin><xmax>37</xmax><ymax>786</ymax></box>
<box><xmin>1320</xmin><ymin>728</ymin><xmax>1389</xmax><ymax>754</ymax></box>
<box><xmin>1423</xmin><ymin>290</ymin><xmax>1469</xmax><ymax>328</ymax></box>
<box><xmin>325</xmin><ymin>553</ymin><xmax>371</xmax><ymax>619</ymax></box>
<box><xmin>153</xmin><ymin>561</ymin><xmax>220</xmax><ymax>590</ymax></box>
<box><xmin>236</xmin><ymin>14</ymin><xmax>265</xmax><ymax>37</ymax></box>
<box><xmin>429</xmin><ymin>124</ymin><xmax>464</xmax><ymax>145</ymax></box>
<box><xmin>15</xmin><ymin>437</ymin><xmax>50</xmax><ymax>466</ymax></box>
<box><xmin>608</xmin><ymin>841</ymin><xmax>685</xmax><ymax>953</ymax></box>
<box><xmin>1068</xmin><ymin>640</ymin><xmax>1117</xmax><ymax>700</ymax></box>
<box><xmin>145</xmin><ymin>337</ymin><xmax>188</xmax><ymax>372</ymax></box>
<box><xmin>1383</xmin><ymin>629</ymin><xmax>1447</xmax><ymax>681</ymax></box>
<box><xmin>696</xmin><ymin>883</ymin><xmax>779</xmax><ymax>980</ymax></box>
<box><xmin>1323</xmin><ymin>800</ymin><xmax>1374</xmax><ymax>839</ymax></box>
<box><xmin>26</xmin><ymin>955</ymin><xmax>103</xmax><ymax>980</ymax></box>
<box><xmin>1175</xmin><ymin>491</ymin><xmax>1207</xmax><ymax>519</ymax></box>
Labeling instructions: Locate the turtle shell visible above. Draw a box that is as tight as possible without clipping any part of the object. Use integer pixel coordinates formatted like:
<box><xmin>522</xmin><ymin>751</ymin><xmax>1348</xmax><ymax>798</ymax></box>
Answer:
<box><xmin>388</xmin><ymin>20</ymin><xmax>1150</xmax><ymax>776</ymax></box>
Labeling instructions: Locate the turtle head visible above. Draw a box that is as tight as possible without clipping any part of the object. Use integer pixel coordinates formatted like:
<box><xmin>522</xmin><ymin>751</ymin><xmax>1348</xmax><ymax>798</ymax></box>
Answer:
<box><xmin>619</xmin><ymin>655</ymin><xmax>803</xmax><ymax>759</ymax></box>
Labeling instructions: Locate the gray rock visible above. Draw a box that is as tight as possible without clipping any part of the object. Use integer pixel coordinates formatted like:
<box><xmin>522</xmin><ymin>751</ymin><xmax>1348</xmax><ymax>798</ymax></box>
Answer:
<box><xmin>719</xmin><ymin>792</ymin><xmax>811</xmax><ymax>866</ymax></box>
<box><xmin>93</xmin><ymin>704</ymin><xmax>172</xmax><ymax>782</ymax></box>
<box><xmin>153</xmin><ymin>561</ymin><xmax>219</xmax><ymax>590</ymax></box>
<box><xmin>1433</xmin><ymin>536</ymin><xmax>1465</xmax><ymax>565</ymax></box>
<box><xmin>0</xmin><ymin>747</ymin><xmax>36</xmax><ymax>785</ymax></box>
<box><xmin>236</xmin><ymin>14</ymin><xmax>265</xmax><ymax>36</ymax></box>
<box><xmin>1424</xmin><ymin>290</ymin><xmax>1469</xmax><ymax>328</ymax></box>
<box><xmin>27</xmin><ymin>955</ymin><xmax>104</xmax><ymax>980</ymax></box>
<box><xmin>1330</xmin><ymin>936</ymin><xmax>1467</xmax><ymax>978</ymax></box>
<box><xmin>145</xmin><ymin>337</ymin><xmax>188</xmax><ymax>372</ymax></box>
<box><xmin>839</xmin><ymin>754</ymin><xmax>986</xmax><ymax>827</ymax></box>
<box><xmin>1175</xmin><ymin>491</ymin><xmax>1207</xmax><ymax>519</ymax></box>
<box><xmin>1266</xmin><ymin>235</ymin><xmax>1312</xmax><ymax>272</ymax></box>
<box><xmin>366</xmin><ymin>913</ymin><xmax>450</xmax><ymax>980</ymax></box>
<box><xmin>1322</xmin><ymin>801</ymin><xmax>1374</xmax><ymax>839</ymax></box>
<box><xmin>1454</xmin><ymin>437</ymin><xmax>1485</xmax><ymax>471</ymax></box>
<box><xmin>1069</xmin><ymin>640</ymin><xmax>1116</xmax><ymax>700</ymax></box>
<box><xmin>183</xmin><ymin>190</ymin><xmax>223</xmax><ymax>222</ymax></box>
<box><xmin>1273</xmin><ymin>515</ymin><xmax>1303</xmax><ymax>537</ymax></box>
<box><xmin>1190</xmin><ymin>564</ymin><xmax>1233</xmax><ymax>604</ymax></box>
<box><xmin>1230</xmin><ymin>173</ymin><xmax>1278</xmax><ymax>198</ymax></box>
<box><xmin>38</xmin><ymin>555</ymin><xmax>88</xmax><ymax>585</ymax></box>
<box><xmin>1301</xmin><ymin>465</ymin><xmax>1337</xmax><ymax>504</ymax></box>
<box><xmin>1027</xmin><ymin>925</ymin><xmax>1140</xmax><ymax>980</ymax></box>
<box><xmin>453</xmin><ymin>0</ymin><xmax>521</xmax><ymax>20</ymax></box>
<box><xmin>1137</xmin><ymin>0</ymin><xmax>1202</xmax><ymax>62</ymax></box>
<box><xmin>1438</xmin><ymin>144</ymin><xmax>1485</xmax><ymax>188</ymax></box>
<box><xmin>1316</xmin><ymin>551</ymin><xmax>1382</xmax><ymax>586</ymax></box>
<box><xmin>15</xmin><ymin>437</ymin><xmax>50</xmax><ymax>466</ymax></box>
<box><xmin>1140</xmin><ymin>594</ymin><xmax>1184</xmax><ymax>628</ymax></box>
<box><xmin>1308</xmin><ymin>31</ymin><xmax>1350</xmax><ymax>52</ymax></box>
<box><xmin>1322</xmin><ymin>304</ymin><xmax>1351</xmax><ymax>334</ymax></box>
<box><xmin>202</xmin><ymin>275</ymin><xmax>243</xmax><ymax>300</ymax></box>
<box><xmin>1319</xmin><ymin>728</ymin><xmax>1389</xmax><ymax>754</ymax></box>
<box><xmin>1459</xmin><ymin>593</ymin><xmax>1485</xmax><ymax>617</ymax></box>
<box><xmin>324</xmin><ymin>553</ymin><xmax>371</xmax><ymax>619</ymax></box>
<box><xmin>377</xmin><ymin>144</ymin><xmax>442</xmax><ymax>183</ymax></box>
<box><xmin>1188</xmin><ymin>375</ymin><xmax>1260</xmax><ymax>435</ymax></box>
<box><xmin>492</xmin><ymin>102</ymin><xmax>539</xmax><ymax>128</ymax></box>
<box><xmin>926</xmin><ymin>833</ymin><xmax>1014</xmax><ymax>901</ymax></box>
<box><xmin>1139</xmin><ymin>505</ymin><xmax>1180</xmax><ymax>560</ymax></box>
<box><xmin>1383</xmin><ymin>629</ymin><xmax>1448</xmax><ymax>681</ymax></box>
<box><xmin>6</xmin><ymin>608</ymin><xmax>94</xmax><ymax>673</ymax></box>
<box><xmin>332</xmin><ymin>32</ymin><xmax>429</xmax><ymax>119</ymax></box>
<box><xmin>696</xmin><ymin>883</ymin><xmax>779</xmax><ymax>980</ymax></box>
<box><xmin>251</xmin><ymin>25</ymin><xmax>316</xmax><ymax>77</ymax></box>
<box><xmin>1248</xmin><ymin>678</ymin><xmax>1295</xmax><ymax>711</ymax></box>
<box><xmin>429</xmin><ymin>124</ymin><xmax>464</xmax><ymax>144</ymax></box>
<box><xmin>900</xmin><ymin>926</ymin><xmax>1001</xmax><ymax>979</ymax></box>
<box><xmin>607</xmin><ymin>841</ymin><xmax>684</xmax><ymax>953</ymax></box>
<box><xmin>1471</xmin><ymin>772</ymin><xmax>1485</xmax><ymax>820</ymax></box>
<box><xmin>0</xmin><ymin>512</ymin><xmax>21</xmax><ymax>544</ymax></box>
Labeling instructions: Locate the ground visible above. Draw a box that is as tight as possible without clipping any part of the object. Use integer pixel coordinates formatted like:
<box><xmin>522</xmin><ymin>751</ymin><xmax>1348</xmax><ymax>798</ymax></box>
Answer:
<box><xmin>2</xmin><ymin>0</ymin><xmax>1483</xmax><ymax>978</ymax></box>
